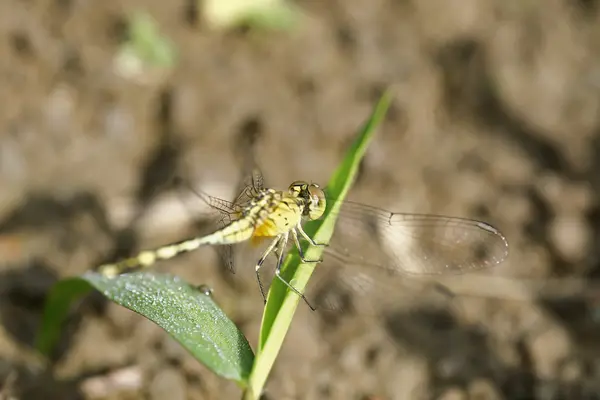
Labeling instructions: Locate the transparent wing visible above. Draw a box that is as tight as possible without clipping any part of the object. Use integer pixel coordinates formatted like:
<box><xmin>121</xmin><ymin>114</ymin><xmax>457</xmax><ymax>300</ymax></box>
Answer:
<box><xmin>173</xmin><ymin>177</ymin><xmax>245</xmax><ymax>273</ymax></box>
<box><xmin>321</xmin><ymin>200</ymin><xmax>508</xmax><ymax>276</ymax></box>
<box><xmin>305</xmin><ymin>256</ymin><xmax>459</xmax><ymax>315</ymax></box>
<box><xmin>302</xmin><ymin>200</ymin><xmax>508</xmax><ymax>315</ymax></box>
<box><xmin>233</xmin><ymin>168</ymin><xmax>265</xmax><ymax>206</ymax></box>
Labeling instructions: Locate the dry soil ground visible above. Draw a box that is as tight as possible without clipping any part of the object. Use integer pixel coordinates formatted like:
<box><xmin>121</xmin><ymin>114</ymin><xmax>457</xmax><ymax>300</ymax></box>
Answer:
<box><xmin>1</xmin><ymin>0</ymin><xmax>600</xmax><ymax>399</ymax></box>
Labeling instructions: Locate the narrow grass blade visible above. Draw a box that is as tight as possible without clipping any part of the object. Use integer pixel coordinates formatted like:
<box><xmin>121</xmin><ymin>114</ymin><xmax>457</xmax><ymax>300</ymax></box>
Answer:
<box><xmin>35</xmin><ymin>277</ymin><xmax>94</xmax><ymax>357</ymax></box>
<box><xmin>244</xmin><ymin>90</ymin><xmax>393</xmax><ymax>399</ymax></box>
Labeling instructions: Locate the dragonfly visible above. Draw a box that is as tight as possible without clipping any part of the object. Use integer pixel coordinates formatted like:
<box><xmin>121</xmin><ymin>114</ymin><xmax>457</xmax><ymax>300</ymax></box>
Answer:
<box><xmin>98</xmin><ymin>169</ymin><xmax>509</xmax><ymax>311</ymax></box>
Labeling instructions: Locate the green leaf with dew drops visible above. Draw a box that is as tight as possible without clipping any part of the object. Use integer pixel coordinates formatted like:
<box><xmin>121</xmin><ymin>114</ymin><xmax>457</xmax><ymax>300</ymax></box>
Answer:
<box><xmin>36</xmin><ymin>272</ymin><xmax>254</xmax><ymax>385</ymax></box>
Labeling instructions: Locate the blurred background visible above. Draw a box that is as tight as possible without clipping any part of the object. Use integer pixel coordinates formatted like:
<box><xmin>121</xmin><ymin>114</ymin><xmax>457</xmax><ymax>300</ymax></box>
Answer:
<box><xmin>1</xmin><ymin>0</ymin><xmax>600</xmax><ymax>399</ymax></box>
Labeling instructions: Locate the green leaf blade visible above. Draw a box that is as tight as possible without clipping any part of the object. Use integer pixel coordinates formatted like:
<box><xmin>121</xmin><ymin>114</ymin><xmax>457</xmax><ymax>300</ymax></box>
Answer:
<box><xmin>86</xmin><ymin>272</ymin><xmax>254</xmax><ymax>384</ymax></box>
<box><xmin>35</xmin><ymin>277</ymin><xmax>94</xmax><ymax>357</ymax></box>
<box><xmin>37</xmin><ymin>272</ymin><xmax>255</xmax><ymax>385</ymax></box>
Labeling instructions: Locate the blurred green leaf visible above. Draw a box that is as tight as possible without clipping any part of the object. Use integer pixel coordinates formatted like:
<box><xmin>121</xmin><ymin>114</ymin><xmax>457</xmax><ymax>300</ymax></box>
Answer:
<box><xmin>35</xmin><ymin>277</ymin><xmax>93</xmax><ymax>357</ymax></box>
<box><xmin>245</xmin><ymin>90</ymin><xmax>394</xmax><ymax>399</ymax></box>
<box><xmin>114</xmin><ymin>11</ymin><xmax>177</xmax><ymax>82</ymax></box>
<box><xmin>203</xmin><ymin>0</ymin><xmax>302</xmax><ymax>31</ymax></box>
<box><xmin>37</xmin><ymin>272</ymin><xmax>254</xmax><ymax>384</ymax></box>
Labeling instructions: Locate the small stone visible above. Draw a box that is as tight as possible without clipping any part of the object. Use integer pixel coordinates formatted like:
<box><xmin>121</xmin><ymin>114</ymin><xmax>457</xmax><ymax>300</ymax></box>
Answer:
<box><xmin>384</xmin><ymin>357</ymin><xmax>428</xmax><ymax>400</ymax></box>
<box><xmin>528</xmin><ymin>326</ymin><xmax>571</xmax><ymax>379</ymax></box>
<box><xmin>560</xmin><ymin>359</ymin><xmax>582</xmax><ymax>382</ymax></box>
<box><xmin>438</xmin><ymin>386</ymin><xmax>467</xmax><ymax>400</ymax></box>
<box><xmin>549</xmin><ymin>213</ymin><xmax>590</xmax><ymax>264</ymax></box>
<box><xmin>149</xmin><ymin>367</ymin><xmax>186</xmax><ymax>400</ymax></box>
<box><xmin>468</xmin><ymin>378</ymin><xmax>501</xmax><ymax>400</ymax></box>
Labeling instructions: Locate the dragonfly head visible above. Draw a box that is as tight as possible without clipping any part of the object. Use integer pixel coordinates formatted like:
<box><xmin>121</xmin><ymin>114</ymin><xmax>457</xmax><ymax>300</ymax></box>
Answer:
<box><xmin>288</xmin><ymin>181</ymin><xmax>327</xmax><ymax>220</ymax></box>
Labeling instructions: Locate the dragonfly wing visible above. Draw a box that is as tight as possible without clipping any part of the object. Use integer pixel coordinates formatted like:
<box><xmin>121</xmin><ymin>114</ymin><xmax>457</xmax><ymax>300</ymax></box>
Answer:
<box><xmin>323</xmin><ymin>201</ymin><xmax>509</xmax><ymax>276</ymax></box>
<box><xmin>234</xmin><ymin>167</ymin><xmax>266</xmax><ymax>206</ymax></box>
<box><xmin>172</xmin><ymin>178</ymin><xmax>244</xmax><ymax>272</ymax></box>
<box><xmin>214</xmin><ymin>213</ymin><xmax>236</xmax><ymax>273</ymax></box>
<box><xmin>305</xmin><ymin>256</ymin><xmax>456</xmax><ymax>315</ymax></box>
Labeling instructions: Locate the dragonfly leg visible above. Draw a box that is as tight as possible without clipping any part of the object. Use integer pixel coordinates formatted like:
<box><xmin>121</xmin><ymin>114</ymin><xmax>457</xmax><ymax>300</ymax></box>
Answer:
<box><xmin>274</xmin><ymin>232</ymin><xmax>317</xmax><ymax>311</ymax></box>
<box><xmin>255</xmin><ymin>235</ymin><xmax>281</xmax><ymax>304</ymax></box>
<box><xmin>291</xmin><ymin>228</ymin><xmax>322</xmax><ymax>263</ymax></box>
<box><xmin>296</xmin><ymin>223</ymin><xmax>327</xmax><ymax>247</ymax></box>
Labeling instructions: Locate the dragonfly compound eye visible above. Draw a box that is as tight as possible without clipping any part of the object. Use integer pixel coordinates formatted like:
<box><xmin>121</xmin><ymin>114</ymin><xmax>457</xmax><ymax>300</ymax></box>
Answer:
<box><xmin>307</xmin><ymin>184</ymin><xmax>326</xmax><ymax>220</ymax></box>
<box><xmin>288</xmin><ymin>181</ymin><xmax>306</xmax><ymax>197</ymax></box>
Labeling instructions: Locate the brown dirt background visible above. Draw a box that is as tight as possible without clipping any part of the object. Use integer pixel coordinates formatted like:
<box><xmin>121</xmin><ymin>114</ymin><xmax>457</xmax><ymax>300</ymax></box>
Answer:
<box><xmin>1</xmin><ymin>0</ymin><xmax>600</xmax><ymax>399</ymax></box>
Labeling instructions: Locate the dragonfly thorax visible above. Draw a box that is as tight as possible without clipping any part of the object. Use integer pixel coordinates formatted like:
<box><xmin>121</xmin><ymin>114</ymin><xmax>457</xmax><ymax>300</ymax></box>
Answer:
<box><xmin>288</xmin><ymin>181</ymin><xmax>326</xmax><ymax>221</ymax></box>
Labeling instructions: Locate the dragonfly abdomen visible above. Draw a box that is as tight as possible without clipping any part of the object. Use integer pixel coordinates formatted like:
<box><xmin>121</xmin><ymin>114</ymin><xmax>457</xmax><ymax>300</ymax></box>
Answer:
<box><xmin>199</xmin><ymin>217</ymin><xmax>256</xmax><ymax>245</ymax></box>
<box><xmin>98</xmin><ymin>217</ymin><xmax>258</xmax><ymax>277</ymax></box>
